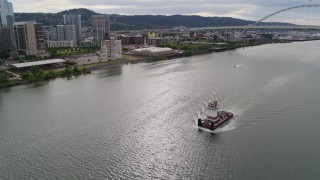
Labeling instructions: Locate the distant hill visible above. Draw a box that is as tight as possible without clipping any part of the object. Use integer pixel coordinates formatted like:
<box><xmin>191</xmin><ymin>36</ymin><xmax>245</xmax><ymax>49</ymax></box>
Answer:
<box><xmin>14</xmin><ymin>8</ymin><xmax>98</xmax><ymax>27</ymax></box>
<box><xmin>118</xmin><ymin>15</ymin><xmax>253</xmax><ymax>27</ymax></box>
<box><xmin>14</xmin><ymin>8</ymin><xmax>291</xmax><ymax>30</ymax></box>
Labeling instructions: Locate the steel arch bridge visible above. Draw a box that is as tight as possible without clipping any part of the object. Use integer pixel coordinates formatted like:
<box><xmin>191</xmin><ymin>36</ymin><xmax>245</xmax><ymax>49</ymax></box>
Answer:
<box><xmin>192</xmin><ymin>4</ymin><xmax>320</xmax><ymax>42</ymax></box>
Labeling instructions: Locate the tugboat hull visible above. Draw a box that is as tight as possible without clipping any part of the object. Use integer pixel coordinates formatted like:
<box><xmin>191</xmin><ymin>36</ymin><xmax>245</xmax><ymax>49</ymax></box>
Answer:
<box><xmin>198</xmin><ymin>112</ymin><xmax>233</xmax><ymax>131</ymax></box>
<box><xmin>197</xmin><ymin>101</ymin><xmax>233</xmax><ymax>131</ymax></box>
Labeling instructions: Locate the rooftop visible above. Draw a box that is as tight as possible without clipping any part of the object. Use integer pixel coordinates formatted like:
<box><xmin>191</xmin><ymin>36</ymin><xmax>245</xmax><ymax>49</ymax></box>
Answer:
<box><xmin>132</xmin><ymin>47</ymin><xmax>174</xmax><ymax>53</ymax></box>
<box><xmin>11</xmin><ymin>59</ymin><xmax>66</xmax><ymax>68</ymax></box>
<box><xmin>65</xmin><ymin>54</ymin><xmax>98</xmax><ymax>59</ymax></box>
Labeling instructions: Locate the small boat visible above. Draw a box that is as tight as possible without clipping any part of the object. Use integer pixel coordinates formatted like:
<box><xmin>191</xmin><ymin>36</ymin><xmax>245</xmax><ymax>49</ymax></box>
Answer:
<box><xmin>198</xmin><ymin>100</ymin><xmax>233</xmax><ymax>131</ymax></box>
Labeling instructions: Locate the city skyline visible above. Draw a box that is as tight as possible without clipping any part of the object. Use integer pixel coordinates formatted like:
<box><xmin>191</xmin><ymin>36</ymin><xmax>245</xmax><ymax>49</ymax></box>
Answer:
<box><xmin>10</xmin><ymin>0</ymin><xmax>319</xmax><ymax>20</ymax></box>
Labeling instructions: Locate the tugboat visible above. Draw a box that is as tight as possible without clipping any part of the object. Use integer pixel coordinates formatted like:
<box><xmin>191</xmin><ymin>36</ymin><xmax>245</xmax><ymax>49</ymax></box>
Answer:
<box><xmin>198</xmin><ymin>101</ymin><xmax>233</xmax><ymax>131</ymax></box>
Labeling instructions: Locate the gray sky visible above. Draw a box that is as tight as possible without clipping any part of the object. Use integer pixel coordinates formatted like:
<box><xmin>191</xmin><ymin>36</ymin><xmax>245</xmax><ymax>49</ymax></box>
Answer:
<box><xmin>10</xmin><ymin>0</ymin><xmax>319</xmax><ymax>20</ymax></box>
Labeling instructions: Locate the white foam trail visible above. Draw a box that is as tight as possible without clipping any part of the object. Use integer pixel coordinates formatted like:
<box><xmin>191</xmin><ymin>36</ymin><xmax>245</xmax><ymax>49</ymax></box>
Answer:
<box><xmin>214</xmin><ymin>117</ymin><xmax>238</xmax><ymax>133</ymax></box>
<box><xmin>193</xmin><ymin>125</ymin><xmax>215</xmax><ymax>133</ymax></box>
<box><xmin>234</xmin><ymin>64</ymin><xmax>244</xmax><ymax>68</ymax></box>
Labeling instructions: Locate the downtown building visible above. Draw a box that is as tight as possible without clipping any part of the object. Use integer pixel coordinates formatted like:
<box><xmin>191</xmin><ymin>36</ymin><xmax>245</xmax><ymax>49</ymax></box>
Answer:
<box><xmin>44</xmin><ymin>25</ymin><xmax>77</xmax><ymax>46</ymax></box>
<box><xmin>13</xmin><ymin>21</ymin><xmax>46</xmax><ymax>56</ymax></box>
<box><xmin>63</xmin><ymin>14</ymin><xmax>82</xmax><ymax>44</ymax></box>
<box><xmin>101</xmin><ymin>40</ymin><xmax>122</xmax><ymax>60</ymax></box>
<box><xmin>121</xmin><ymin>35</ymin><xmax>144</xmax><ymax>45</ymax></box>
<box><xmin>46</xmin><ymin>40</ymin><xmax>74</xmax><ymax>48</ymax></box>
<box><xmin>0</xmin><ymin>0</ymin><xmax>15</xmax><ymax>51</ymax></box>
<box><xmin>92</xmin><ymin>15</ymin><xmax>110</xmax><ymax>42</ymax></box>
<box><xmin>147</xmin><ymin>37</ymin><xmax>172</xmax><ymax>46</ymax></box>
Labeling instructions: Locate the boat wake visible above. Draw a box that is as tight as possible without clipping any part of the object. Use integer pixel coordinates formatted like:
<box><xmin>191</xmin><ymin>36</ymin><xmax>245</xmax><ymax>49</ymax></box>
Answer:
<box><xmin>214</xmin><ymin>115</ymin><xmax>238</xmax><ymax>132</ymax></box>
<box><xmin>233</xmin><ymin>64</ymin><xmax>244</xmax><ymax>68</ymax></box>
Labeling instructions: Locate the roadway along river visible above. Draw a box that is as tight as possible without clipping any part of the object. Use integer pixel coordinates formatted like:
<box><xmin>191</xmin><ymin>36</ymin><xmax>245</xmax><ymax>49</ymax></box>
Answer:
<box><xmin>1</xmin><ymin>41</ymin><xmax>320</xmax><ymax>179</ymax></box>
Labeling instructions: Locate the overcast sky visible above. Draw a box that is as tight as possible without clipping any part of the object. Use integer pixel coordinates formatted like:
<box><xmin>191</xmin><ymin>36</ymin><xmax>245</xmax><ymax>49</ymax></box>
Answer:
<box><xmin>10</xmin><ymin>0</ymin><xmax>319</xmax><ymax>20</ymax></box>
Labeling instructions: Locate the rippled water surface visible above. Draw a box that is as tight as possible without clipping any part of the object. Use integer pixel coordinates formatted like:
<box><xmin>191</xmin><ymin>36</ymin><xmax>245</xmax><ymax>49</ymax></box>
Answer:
<box><xmin>1</xmin><ymin>41</ymin><xmax>320</xmax><ymax>179</ymax></box>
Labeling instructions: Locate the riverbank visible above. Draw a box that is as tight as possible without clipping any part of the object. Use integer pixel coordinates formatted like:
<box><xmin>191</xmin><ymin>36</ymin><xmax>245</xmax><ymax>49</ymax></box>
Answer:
<box><xmin>0</xmin><ymin>39</ymin><xmax>309</xmax><ymax>89</ymax></box>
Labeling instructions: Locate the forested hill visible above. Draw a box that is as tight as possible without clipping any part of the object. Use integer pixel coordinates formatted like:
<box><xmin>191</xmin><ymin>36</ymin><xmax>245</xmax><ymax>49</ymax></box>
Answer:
<box><xmin>15</xmin><ymin>8</ymin><xmax>276</xmax><ymax>30</ymax></box>
<box><xmin>14</xmin><ymin>9</ymin><xmax>99</xmax><ymax>27</ymax></box>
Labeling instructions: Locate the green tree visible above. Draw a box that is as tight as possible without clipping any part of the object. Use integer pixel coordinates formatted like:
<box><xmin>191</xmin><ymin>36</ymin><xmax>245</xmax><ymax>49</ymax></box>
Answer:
<box><xmin>30</xmin><ymin>66</ymin><xmax>44</xmax><ymax>77</ymax></box>
<box><xmin>62</xmin><ymin>66</ymin><xmax>73</xmax><ymax>76</ymax></box>
<box><xmin>44</xmin><ymin>71</ymin><xmax>56</xmax><ymax>80</ymax></box>
<box><xmin>0</xmin><ymin>50</ymin><xmax>10</xmax><ymax>60</ymax></box>
<box><xmin>184</xmin><ymin>50</ymin><xmax>193</xmax><ymax>57</ymax></box>
<box><xmin>0</xmin><ymin>73</ymin><xmax>9</xmax><ymax>84</ymax></box>
<box><xmin>21</xmin><ymin>73</ymin><xmax>36</xmax><ymax>82</ymax></box>
<box><xmin>73</xmin><ymin>66</ymin><xmax>81</xmax><ymax>74</ymax></box>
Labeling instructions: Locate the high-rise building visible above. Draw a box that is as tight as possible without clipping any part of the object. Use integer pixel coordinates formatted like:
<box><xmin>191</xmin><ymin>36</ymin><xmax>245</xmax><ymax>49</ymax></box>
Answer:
<box><xmin>0</xmin><ymin>27</ymin><xmax>13</xmax><ymax>50</ymax></box>
<box><xmin>0</xmin><ymin>0</ymin><xmax>14</xmax><ymax>51</ymax></box>
<box><xmin>92</xmin><ymin>15</ymin><xmax>110</xmax><ymax>42</ymax></box>
<box><xmin>13</xmin><ymin>21</ymin><xmax>45</xmax><ymax>56</ymax></box>
<box><xmin>63</xmin><ymin>14</ymin><xmax>82</xmax><ymax>44</ymax></box>
<box><xmin>47</xmin><ymin>25</ymin><xmax>77</xmax><ymax>45</ymax></box>
<box><xmin>0</xmin><ymin>0</ymin><xmax>14</xmax><ymax>27</ymax></box>
<box><xmin>56</xmin><ymin>25</ymin><xmax>65</xmax><ymax>41</ymax></box>
<box><xmin>34</xmin><ymin>23</ymin><xmax>45</xmax><ymax>55</ymax></box>
<box><xmin>64</xmin><ymin>25</ymin><xmax>77</xmax><ymax>44</ymax></box>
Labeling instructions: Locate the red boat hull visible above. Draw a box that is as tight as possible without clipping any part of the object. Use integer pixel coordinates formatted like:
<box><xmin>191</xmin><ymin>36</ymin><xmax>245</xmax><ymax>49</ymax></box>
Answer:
<box><xmin>198</xmin><ymin>112</ymin><xmax>233</xmax><ymax>131</ymax></box>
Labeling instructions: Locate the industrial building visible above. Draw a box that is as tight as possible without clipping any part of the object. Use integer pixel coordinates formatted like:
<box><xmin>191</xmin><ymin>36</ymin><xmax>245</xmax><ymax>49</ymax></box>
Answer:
<box><xmin>64</xmin><ymin>54</ymin><xmax>102</xmax><ymax>66</ymax></box>
<box><xmin>10</xmin><ymin>59</ymin><xmax>66</xmax><ymax>71</ymax></box>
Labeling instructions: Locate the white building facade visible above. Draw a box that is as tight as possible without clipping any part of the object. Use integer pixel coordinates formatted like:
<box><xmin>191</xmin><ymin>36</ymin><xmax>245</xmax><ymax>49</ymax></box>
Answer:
<box><xmin>101</xmin><ymin>40</ymin><xmax>122</xmax><ymax>60</ymax></box>
<box><xmin>65</xmin><ymin>54</ymin><xmax>101</xmax><ymax>66</ymax></box>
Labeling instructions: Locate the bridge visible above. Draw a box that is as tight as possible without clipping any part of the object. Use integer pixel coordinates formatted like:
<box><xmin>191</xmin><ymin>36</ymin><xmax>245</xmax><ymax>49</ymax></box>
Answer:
<box><xmin>115</xmin><ymin>4</ymin><xmax>320</xmax><ymax>42</ymax></box>
<box><xmin>192</xmin><ymin>4</ymin><xmax>320</xmax><ymax>42</ymax></box>
<box><xmin>191</xmin><ymin>25</ymin><xmax>320</xmax><ymax>31</ymax></box>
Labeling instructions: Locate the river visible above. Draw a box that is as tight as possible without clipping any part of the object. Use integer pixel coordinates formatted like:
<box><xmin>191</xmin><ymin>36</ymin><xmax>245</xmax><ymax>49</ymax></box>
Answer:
<box><xmin>1</xmin><ymin>41</ymin><xmax>320</xmax><ymax>179</ymax></box>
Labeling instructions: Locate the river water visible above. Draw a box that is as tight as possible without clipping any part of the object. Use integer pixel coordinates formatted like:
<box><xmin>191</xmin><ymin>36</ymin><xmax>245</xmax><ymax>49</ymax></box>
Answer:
<box><xmin>1</xmin><ymin>41</ymin><xmax>320</xmax><ymax>179</ymax></box>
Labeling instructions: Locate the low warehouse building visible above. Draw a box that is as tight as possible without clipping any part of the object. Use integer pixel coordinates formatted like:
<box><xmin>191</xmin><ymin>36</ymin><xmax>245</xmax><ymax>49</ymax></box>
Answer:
<box><xmin>10</xmin><ymin>59</ymin><xmax>66</xmax><ymax>72</ymax></box>
<box><xmin>65</xmin><ymin>54</ymin><xmax>103</xmax><ymax>66</ymax></box>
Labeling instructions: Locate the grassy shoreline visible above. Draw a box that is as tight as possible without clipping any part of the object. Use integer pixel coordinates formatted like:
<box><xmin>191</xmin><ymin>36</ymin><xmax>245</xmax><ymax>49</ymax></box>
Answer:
<box><xmin>0</xmin><ymin>40</ymin><xmax>293</xmax><ymax>89</ymax></box>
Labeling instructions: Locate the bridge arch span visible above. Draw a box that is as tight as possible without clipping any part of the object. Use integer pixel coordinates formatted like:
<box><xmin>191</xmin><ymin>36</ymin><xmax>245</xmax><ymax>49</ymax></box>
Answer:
<box><xmin>254</xmin><ymin>4</ymin><xmax>320</xmax><ymax>26</ymax></box>
<box><xmin>242</xmin><ymin>4</ymin><xmax>320</xmax><ymax>34</ymax></box>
